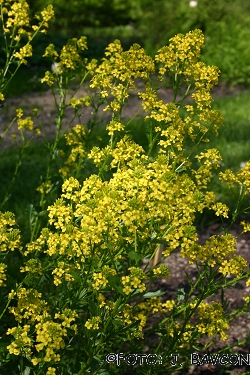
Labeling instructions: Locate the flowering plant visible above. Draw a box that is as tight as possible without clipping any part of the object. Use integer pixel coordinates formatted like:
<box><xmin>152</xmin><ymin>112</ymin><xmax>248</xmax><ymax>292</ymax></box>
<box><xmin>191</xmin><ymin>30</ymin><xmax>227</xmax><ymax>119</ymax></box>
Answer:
<box><xmin>0</xmin><ymin>3</ymin><xmax>250</xmax><ymax>374</ymax></box>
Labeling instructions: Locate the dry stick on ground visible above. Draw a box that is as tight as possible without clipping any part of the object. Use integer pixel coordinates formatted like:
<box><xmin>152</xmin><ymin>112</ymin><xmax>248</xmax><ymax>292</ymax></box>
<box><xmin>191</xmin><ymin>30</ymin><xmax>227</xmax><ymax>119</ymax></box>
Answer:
<box><xmin>153</xmin><ymin>244</ymin><xmax>164</xmax><ymax>266</ymax></box>
<box><xmin>153</xmin><ymin>224</ymin><xmax>166</xmax><ymax>266</ymax></box>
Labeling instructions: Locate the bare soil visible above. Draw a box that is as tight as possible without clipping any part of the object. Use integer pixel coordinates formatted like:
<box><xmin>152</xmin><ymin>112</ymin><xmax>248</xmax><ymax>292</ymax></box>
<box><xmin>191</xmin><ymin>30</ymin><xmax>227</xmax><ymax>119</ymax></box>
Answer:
<box><xmin>0</xmin><ymin>80</ymin><xmax>249</xmax><ymax>151</ymax></box>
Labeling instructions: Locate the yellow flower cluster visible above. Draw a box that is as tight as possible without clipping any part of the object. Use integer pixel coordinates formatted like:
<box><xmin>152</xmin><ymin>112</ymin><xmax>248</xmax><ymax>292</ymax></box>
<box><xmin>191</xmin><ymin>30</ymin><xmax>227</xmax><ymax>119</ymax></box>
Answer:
<box><xmin>155</xmin><ymin>29</ymin><xmax>205</xmax><ymax>76</ymax></box>
<box><xmin>197</xmin><ymin>301</ymin><xmax>229</xmax><ymax>341</ymax></box>
<box><xmin>14</xmin><ymin>44</ymin><xmax>32</xmax><ymax>64</ymax></box>
<box><xmin>33</xmin><ymin>4</ymin><xmax>54</xmax><ymax>34</ymax></box>
<box><xmin>48</xmin><ymin>198</ymin><xmax>73</xmax><ymax>232</ymax></box>
<box><xmin>106</xmin><ymin>120</ymin><xmax>125</xmax><ymax>136</ymax></box>
<box><xmin>109</xmin><ymin>135</ymin><xmax>148</xmax><ymax>169</ymax></box>
<box><xmin>20</xmin><ymin>258</ymin><xmax>42</xmax><ymax>275</ymax></box>
<box><xmin>92</xmin><ymin>265</ymin><xmax>116</xmax><ymax>290</ymax></box>
<box><xmin>169</xmin><ymin>322</ymin><xmax>194</xmax><ymax>342</ymax></box>
<box><xmin>130</xmin><ymin>29</ymin><xmax>220</xmax><ymax>155</ymax></box>
<box><xmin>4</xmin><ymin>1</ymin><xmax>30</xmax><ymax>33</ymax></box>
<box><xmin>121</xmin><ymin>267</ymin><xmax>146</xmax><ymax>295</ymax></box>
<box><xmin>17</xmin><ymin>115</ymin><xmax>34</xmax><ymax>131</ymax></box>
<box><xmin>7</xmin><ymin>288</ymin><xmax>78</xmax><ymax>363</ymax></box>
<box><xmin>59</xmin><ymin>125</ymin><xmax>87</xmax><ymax>178</ymax></box>
<box><xmin>46</xmin><ymin>368</ymin><xmax>56</xmax><ymax>375</ymax></box>
<box><xmin>85</xmin><ymin>316</ymin><xmax>101</xmax><ymax>330</ymax></box>
<box><xmin>138</xmin><ymin>297</ymin><xmax>175</xmax><ymax>314</ymax></box>
<box><xmin>219</xmin><ymin>255</ymin><xmax>247</xmax><ymax>277</ymax></box>
<box><xmin>43</xmin><ymin>43</ymin><xmax>58</xmax><ymax>60</ymax></box>
<box><xmin>98</xmin><ymin>295</ymin><xmax>115</xmax><ymax>311</ymax></box>
<box><xmin>115</xmin><ymin>304</ymin><xmax>147</xmax><ymax>339</ymax></box>
<box><xmin>0</xmin><ymin>263</ymin><xmax>7</xmax><ymax>287</ymax></box>
<box><xmin>211</xmin><ymin>202</ymin><xmax>229</xmax><ymax>218</ymax></box>
<box><xmin>69</xmin><ymin>96</ymin><xmax>91</xmax><ymax>109</ymax></box>
<box><xmin>87</xmin><ymin>145</ymin><xmax>112</xmax><ymax>168</ymax></box>
<box><xmin>2</xmin><ymin>1</ymin><xmax>54</xmax><ymax>75</ymax></box>
<box><xmin>90</xmin><ymin>40</ymin><xmax>154</xmax><ymax>112</ymax></box>
<box><xmin>92</xmin><ymin>272</ymin><xmax>108</xmax><ymax>290</ymax></box>
<box><xmin>59</xmin><ymin>37</ymin><xmax>87</xmax><ymax>71</ymax></box>
<box><xmin>40</xmin><ymin>71</ymin><xmax>54</xmax><ymax>86</ymax></box>
<box><xmin>54</xmin><ymin>308</ymin><xmax>78</xmax><ymax>330</ymax></box>
<box><xmin>61</xmin><ymin>176</ymin><xmax>80</xmax><ymax>200</ymax></box>
<box><xmin>24</xmin><ymin>227</ymin><xmax>49</xmax><ymax>256</ymax></box>
<box><xmin>41</xmin><ymin>36</ymin><xmax>88</xmax><ymax>83</ymax></box>
<box><xmin>0</xmin><ymin>211</ymin><xmax>22</xmax><ymax>252</ymax></box>
<box><xmin>220</xmin><ymin>161</ymin><xmax>250</xmax><ymax>195</ymax></box>
<box><xmin>241</xmin><ymin>221</ymin><xmax>250</xmax><ymax>233</ymax></box>
<box><xmin>39</xmin><ymin>4</ymin><xmax>54</xmax><ymax>24</ymax></box>
<box><xmin>193</xmin><ymin>148</ymin><xmax>223</xmax><ymax>189</ymax></box>
<box><xmin>181</xmin><ymin>233</ymin><xmax>246</xmax><ymax>274</ymax></box>
<box><xmin>152</xmin><ymin>264</ymin><xmax>170</xmax><ymax>278</ymax></box>
<box><xmin>36</xmin><ymin>180</ymin><xmax>53</xmax><ymax>195</ymax></box>
<box><xmin>52</xmin><ymin>261</ymin><xmax>75</xmax><ymax>286</ymax></box>
<box><xmin>15</xmin><ymin>108</ymin><xmax>41</xmax><ymax>136</ymax></box>
<box><xmin>29</xmin><ymin>141</ymin><xmax>231</xmax><ymax>283</ymax></box>
<box><xmin>34</xmin><ymin>320</ymin><xmax>66</xmax><ymax>361</ymax></box>
<box><xmin>8</xmin><ymin>288</ymin><xmax>49</xmax><ymax>323</ymax></box>
<box><xmin>7</xmin><ymin>324</ymin><xmax>33</xmax><ymax>356</ymax></box>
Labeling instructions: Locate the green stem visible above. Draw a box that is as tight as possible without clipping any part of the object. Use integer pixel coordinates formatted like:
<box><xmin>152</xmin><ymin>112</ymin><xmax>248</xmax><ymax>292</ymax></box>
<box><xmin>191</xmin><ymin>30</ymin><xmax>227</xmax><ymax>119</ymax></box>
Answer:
<box><xmin>30</xmin><ymin>77</ymin><xmax>67</xmax><ymax>242</ymax></box>
<box><xmin>0</xmin><ymin>17</ymin><xmax>49</xmax><ymax>94</ymax></box>
<box><xmin>227</xmin><ymin>184</ymin><xmax>246</xmax><ymax>232</ymax></box>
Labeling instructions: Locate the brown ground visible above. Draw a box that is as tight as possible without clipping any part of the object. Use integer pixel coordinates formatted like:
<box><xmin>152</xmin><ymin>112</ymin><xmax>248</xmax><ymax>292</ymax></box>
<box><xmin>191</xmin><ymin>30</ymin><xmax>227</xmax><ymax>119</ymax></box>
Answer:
<box><xmin>1</xmin><ymin>82</ymin><xmax>250</xmax><ymax>374</ymax></box>
<box><xmin>0</xmin><ymin>80</ymin><xmax>248</xmax><ymax>151</ymax></box>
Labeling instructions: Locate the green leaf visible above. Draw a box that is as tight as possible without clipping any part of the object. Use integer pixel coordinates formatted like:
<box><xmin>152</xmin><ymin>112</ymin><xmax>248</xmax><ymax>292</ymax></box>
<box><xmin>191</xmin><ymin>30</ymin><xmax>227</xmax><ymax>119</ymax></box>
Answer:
<box><xmin>143</xmin><ymin>290</ymin><xmax>165</xmax><ymax>298</ymax></box>
<box><xmin>75</xmin><ymin>215</ymin><xmax>83</xmax><ymax>223</ymax></box>
<box><xmin>70</xmin><ymin>271</ymin><xmax>81</xmax><ymax>283</ymax></box>
<box><xmin>106</xmin><ymin>275</ymin><xmax>121</xmax><ymax>290</ymax></box>
<box><xmin>177</xmin><ymin>284</ymin><xmax>185</xmax><ymax>303</ymax></box>
<box><xmin>127</xmin><ymin>251</ymin><xmax>144</xmax><ymax>263</ymax></box>
<box><xmin>78</xmin><ymin>289</ymin><xmax>88</xmax><ymax>300</ymax></box>
<box><xmin>88</xmin><ymin>299</ymin><xmax>97</xmax><ymax>315</ymax></box>
<box><xmin>38</xmin><ymin>210</ymin><xmax>47</xmax><ymax>217</ymax></box>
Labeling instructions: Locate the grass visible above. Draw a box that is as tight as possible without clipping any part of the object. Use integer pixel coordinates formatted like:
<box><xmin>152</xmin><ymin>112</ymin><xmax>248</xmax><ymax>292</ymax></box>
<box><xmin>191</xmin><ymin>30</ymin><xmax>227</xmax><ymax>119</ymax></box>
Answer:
<box><xmin>3</xmin><ymin>66</ymin><xmax>48</xmax><ymax>99</ymax></box>
<box><xmin>0</xmin><ymin>88</ymin><xmax>250</xmax><ymax>244</ymax></box>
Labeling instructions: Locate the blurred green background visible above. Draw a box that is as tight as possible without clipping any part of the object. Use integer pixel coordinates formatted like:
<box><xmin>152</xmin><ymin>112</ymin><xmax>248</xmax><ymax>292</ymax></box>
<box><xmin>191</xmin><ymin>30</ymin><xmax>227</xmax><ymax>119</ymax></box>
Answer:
<box><xmin>2</xmin><ymin>0</ymin><xmax>250</xmax><ymax>94</ymax></box>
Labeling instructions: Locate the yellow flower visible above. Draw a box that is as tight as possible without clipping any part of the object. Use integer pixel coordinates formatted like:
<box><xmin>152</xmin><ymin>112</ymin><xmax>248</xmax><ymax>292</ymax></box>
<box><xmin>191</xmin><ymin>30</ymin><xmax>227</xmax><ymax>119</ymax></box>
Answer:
<box><xmin>14</xmin><ymin>44</ymin><xmax>32</xmax><ymax>64</ymax></box>
<box><xmin>85</xmin><ymin>317</ymin><xmax>101</xmax><ymax>330</ymax></box>
<box><xmin>0</xmin><ymin>263</ymin><xmax>7</xmax><ymax>287</ymax></box>
<box><xmin>31</xmin><ymin>357</ymin><xmax>41</xmax><ymax>366</ymax></box>
<box><xmin>106</xmin><ymin>120</ymin><xmax>125</xmax><ymax>136</ymax></box>
<box><xmin>92</xmin><ymin>272</ymin><xmax>108</xmax><ymax>290</ymax></box>
<box><xmin>161</xmin><ymin>300</ymin><xmax>175</xmax><ymax>311</ymax></box>
<box><xmin>219</xmin><ymin>255</ymin><xmax>247</xmax><ymax>277</ymax></box>
<box><xmin>46</xmin><ymin>368</ymin><xmax>56</xmax><ymax>375</ymax></box>
<box><xmin>41</xmin><ymin>71</ymin><xmax>55</xmax><ymax>86</ymax></box>
<box><xmin>241</xmin><ymin>221</ymin><xmax>250</xmax><ymax>233</ymax></box>
<box><xmin>17</xmin><ymin>116</ymin><xmax>34</xmax><ymax>131</ymax></box>
<box><xmin>16</xmin><ymin>108</ymin><xmax>23</xmax><ymax>118</ymax></box>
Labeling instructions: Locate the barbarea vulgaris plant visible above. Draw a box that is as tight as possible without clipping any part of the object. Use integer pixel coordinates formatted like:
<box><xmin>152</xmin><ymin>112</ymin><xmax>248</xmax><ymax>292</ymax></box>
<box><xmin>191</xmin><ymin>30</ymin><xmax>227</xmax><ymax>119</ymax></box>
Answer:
<box><xmin>0</xmin><ymin>14</ymin><xmax>250</xmax><ymax>374</ymax></box>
